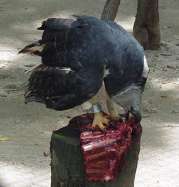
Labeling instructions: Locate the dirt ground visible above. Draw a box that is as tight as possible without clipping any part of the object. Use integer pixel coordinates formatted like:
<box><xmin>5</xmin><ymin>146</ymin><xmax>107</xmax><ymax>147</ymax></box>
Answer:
<box><xmin>0</xmin><ymin>0</ymin><xmax>179</xmax><ymax>186</ymax></box>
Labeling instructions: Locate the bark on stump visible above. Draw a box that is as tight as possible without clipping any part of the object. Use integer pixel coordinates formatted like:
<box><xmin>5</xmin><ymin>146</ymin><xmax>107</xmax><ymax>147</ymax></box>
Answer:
<box><xmin>50</xmin><ymin>124</ymin><xmax>140</xmax><ymax>187</ymax></box>
<box><xmin>133</xmin><ymin>0</ymin><xmax>160</xmax><ymax>50</ymax></box>
<box><xmin>101</xmin><ymin>0</ymin><xmax>121</xmax><ymax>21</ymax></box>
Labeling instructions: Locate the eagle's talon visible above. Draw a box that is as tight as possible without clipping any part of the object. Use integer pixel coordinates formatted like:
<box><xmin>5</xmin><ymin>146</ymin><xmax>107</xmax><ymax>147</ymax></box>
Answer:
<box><xmin>92</xmin><ymin>112</ymin><xmax>110</xmax><ymax>130</ymax></box>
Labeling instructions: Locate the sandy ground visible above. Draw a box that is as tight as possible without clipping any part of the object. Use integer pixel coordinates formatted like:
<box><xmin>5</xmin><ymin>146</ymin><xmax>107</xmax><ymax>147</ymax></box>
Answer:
<box><xmin>0</xmin><ymin>0</ymin><xmax>179</xmax><ymax>186</ymax></box>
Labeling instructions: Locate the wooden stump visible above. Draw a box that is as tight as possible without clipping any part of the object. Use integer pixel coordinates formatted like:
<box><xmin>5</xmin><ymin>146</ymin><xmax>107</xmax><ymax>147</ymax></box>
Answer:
<box><xmin>50</xmin><ymin>124</ymin><xmax>141</xmax><ymax>187</ymax></box>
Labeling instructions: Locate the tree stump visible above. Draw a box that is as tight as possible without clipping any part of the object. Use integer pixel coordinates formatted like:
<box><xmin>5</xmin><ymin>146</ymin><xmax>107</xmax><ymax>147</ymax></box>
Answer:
<box><xmin>101</xmin><ymin>0</ymin><xmax>121</xmax><ymax>21</ymax></box>
<box><xmin>133</xmin><ymin>0</ymin><xmax>160</xmax><ymax>50</ymax></box>
<box><xmin>50</xmin><ymin>123</ymin><xmax>141</xmax><ymax>187</ymax></box>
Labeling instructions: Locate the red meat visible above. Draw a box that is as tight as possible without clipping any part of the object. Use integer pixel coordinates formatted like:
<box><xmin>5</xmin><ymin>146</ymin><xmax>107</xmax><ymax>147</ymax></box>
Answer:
<box><xmin>69</xmin><ymin>113</ymin><xmax>142</xmax><ymax>182</ymax></box>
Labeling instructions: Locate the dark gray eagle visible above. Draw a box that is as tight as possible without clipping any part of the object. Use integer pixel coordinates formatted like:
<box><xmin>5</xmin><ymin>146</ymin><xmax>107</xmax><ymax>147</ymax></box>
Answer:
<box><xmin>19</xmin><ymin>16</ymin><xmax>149</xmax><ymax>129</ymax></box>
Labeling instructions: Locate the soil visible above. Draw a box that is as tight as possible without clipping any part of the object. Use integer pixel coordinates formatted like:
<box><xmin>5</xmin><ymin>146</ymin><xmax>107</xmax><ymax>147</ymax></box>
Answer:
<box><xmin>0</xmin><ymin>0</ymin><xmax>179</xmax><ymax>186</ymax></box>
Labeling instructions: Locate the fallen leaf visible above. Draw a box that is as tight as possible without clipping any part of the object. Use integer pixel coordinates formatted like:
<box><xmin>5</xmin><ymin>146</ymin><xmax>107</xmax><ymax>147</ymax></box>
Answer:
<box><xmin>160</xmin><ymin>53</ymin><xmax>172</xmax><ymax>56</ymax></box>
<box><xmin>43</xmin><ymin>151</ymin><xmax>50</xmax><ymax>157</ymax></box>
<box><xmin>166</xmin><ymin>65</ymin><xmax>176</xmax><ymax>70</ymax></box>
<box><xmin>171</xmin><ymin>110</ymin><xmax>179</xmax><ymax>114</ymax></box>
<box><xmin>160</xmin><ymin>95</ymin><xmax>168</xmax><ymax>98</ymax></box>
<box><xmin>0</xmin><ymin>135</ymin><xmax>10</xmax><ymax>141</ymax></box>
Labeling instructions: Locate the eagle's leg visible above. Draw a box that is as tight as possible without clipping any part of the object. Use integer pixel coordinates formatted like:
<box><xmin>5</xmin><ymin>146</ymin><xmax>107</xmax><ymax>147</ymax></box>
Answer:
<box><xmin>87</xmin><ymin>82</ymin><xmax>110</xmax><ymax>130</ymax></box>
<box><xmin>90</xmin><ymin>104</ymin><xmax>109</xmax><ymax>130</ymax></box>
<box><xmin>106</xmin><ymin>97</ymin><xmax>121</xmax><ymax>120</ymax></box>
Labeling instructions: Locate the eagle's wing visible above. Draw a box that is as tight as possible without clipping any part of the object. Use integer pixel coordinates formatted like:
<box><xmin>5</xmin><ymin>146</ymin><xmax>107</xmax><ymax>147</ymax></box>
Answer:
<box><xmin>25</xmin><ymin>65</ymin><xmax>104</xmax><ymax>110</ymax></box>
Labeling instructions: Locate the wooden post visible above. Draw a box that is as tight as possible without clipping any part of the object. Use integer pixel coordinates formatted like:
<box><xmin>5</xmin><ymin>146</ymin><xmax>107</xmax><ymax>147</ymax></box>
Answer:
<box><xmin>133</xmin><ymin>0</ymin><xmax>160</xmax><ymax>50</ymax></box>
<box><xmin>50</xmin><ymin>124</ymin><xmax>141</xmax><ymax>187</ymax></box>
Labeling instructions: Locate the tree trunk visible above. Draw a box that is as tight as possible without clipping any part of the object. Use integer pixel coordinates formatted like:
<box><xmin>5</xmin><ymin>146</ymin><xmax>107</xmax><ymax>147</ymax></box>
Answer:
<box><xmin>101</xmin><ymin>0</ymin><xmax>121</xmax><ymax>21</ymax></box>
<box><xmin>133</xmin><ymin>0</ymin><xmax>160</xmax><ymax>50</ymax></box>
<box><xmin>50</xmin><ymin>124</ymin><xmax>141</xmax><ymax>187</ymax></box>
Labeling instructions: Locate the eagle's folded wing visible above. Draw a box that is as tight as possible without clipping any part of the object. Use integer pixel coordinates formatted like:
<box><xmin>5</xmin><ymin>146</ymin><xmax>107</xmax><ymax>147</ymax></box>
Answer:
<box><xmin>25</xmin><ymin>65</ymin><xmax>104</xmax><ymax>110</ymax></box>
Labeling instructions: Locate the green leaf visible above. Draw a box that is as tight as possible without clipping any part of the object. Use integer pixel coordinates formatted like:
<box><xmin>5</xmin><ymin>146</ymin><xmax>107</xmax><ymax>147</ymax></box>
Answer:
<box><xmin>0</xmin><ymin>135</ymin><xmax>10</xmax><ymax>141</ymax></box>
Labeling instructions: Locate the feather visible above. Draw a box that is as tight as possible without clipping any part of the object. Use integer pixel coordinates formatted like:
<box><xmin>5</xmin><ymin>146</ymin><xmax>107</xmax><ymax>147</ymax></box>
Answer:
<box><xmin>37</xmin><ymin>18</ymin><xmax>80</xmax><ymax>31</ymax></box>
<box><xmin>18</xmin><ymin>41</ymin><xmax>45</xmax><ymax>56</ymax></box>
<box><xmin>25</xmin><ymin>64</ymin><xmax>103</xmax><ymax>110</ymax></box>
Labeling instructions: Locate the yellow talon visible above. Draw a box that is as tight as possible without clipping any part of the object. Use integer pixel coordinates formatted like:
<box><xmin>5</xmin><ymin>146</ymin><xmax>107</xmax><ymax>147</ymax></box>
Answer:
<box><xmin>92</xmin><ymin>112</ymin><xmax>110</xmax><ymax>130</ymax></box>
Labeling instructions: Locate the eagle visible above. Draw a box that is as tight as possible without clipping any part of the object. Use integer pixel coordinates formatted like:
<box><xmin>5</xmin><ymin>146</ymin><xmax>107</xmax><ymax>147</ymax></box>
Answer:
<box><xmin>19</xmin><ymin>16</ymin><xmax>149</xmax><ymax>129</ymax></box>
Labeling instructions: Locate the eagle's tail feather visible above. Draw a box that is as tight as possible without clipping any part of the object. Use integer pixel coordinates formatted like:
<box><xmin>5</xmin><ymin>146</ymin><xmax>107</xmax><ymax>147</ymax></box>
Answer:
<box><xmin>19</xmin><ymin>41</ymin><xmax>45</xmax><ymax>56</ymax></box>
